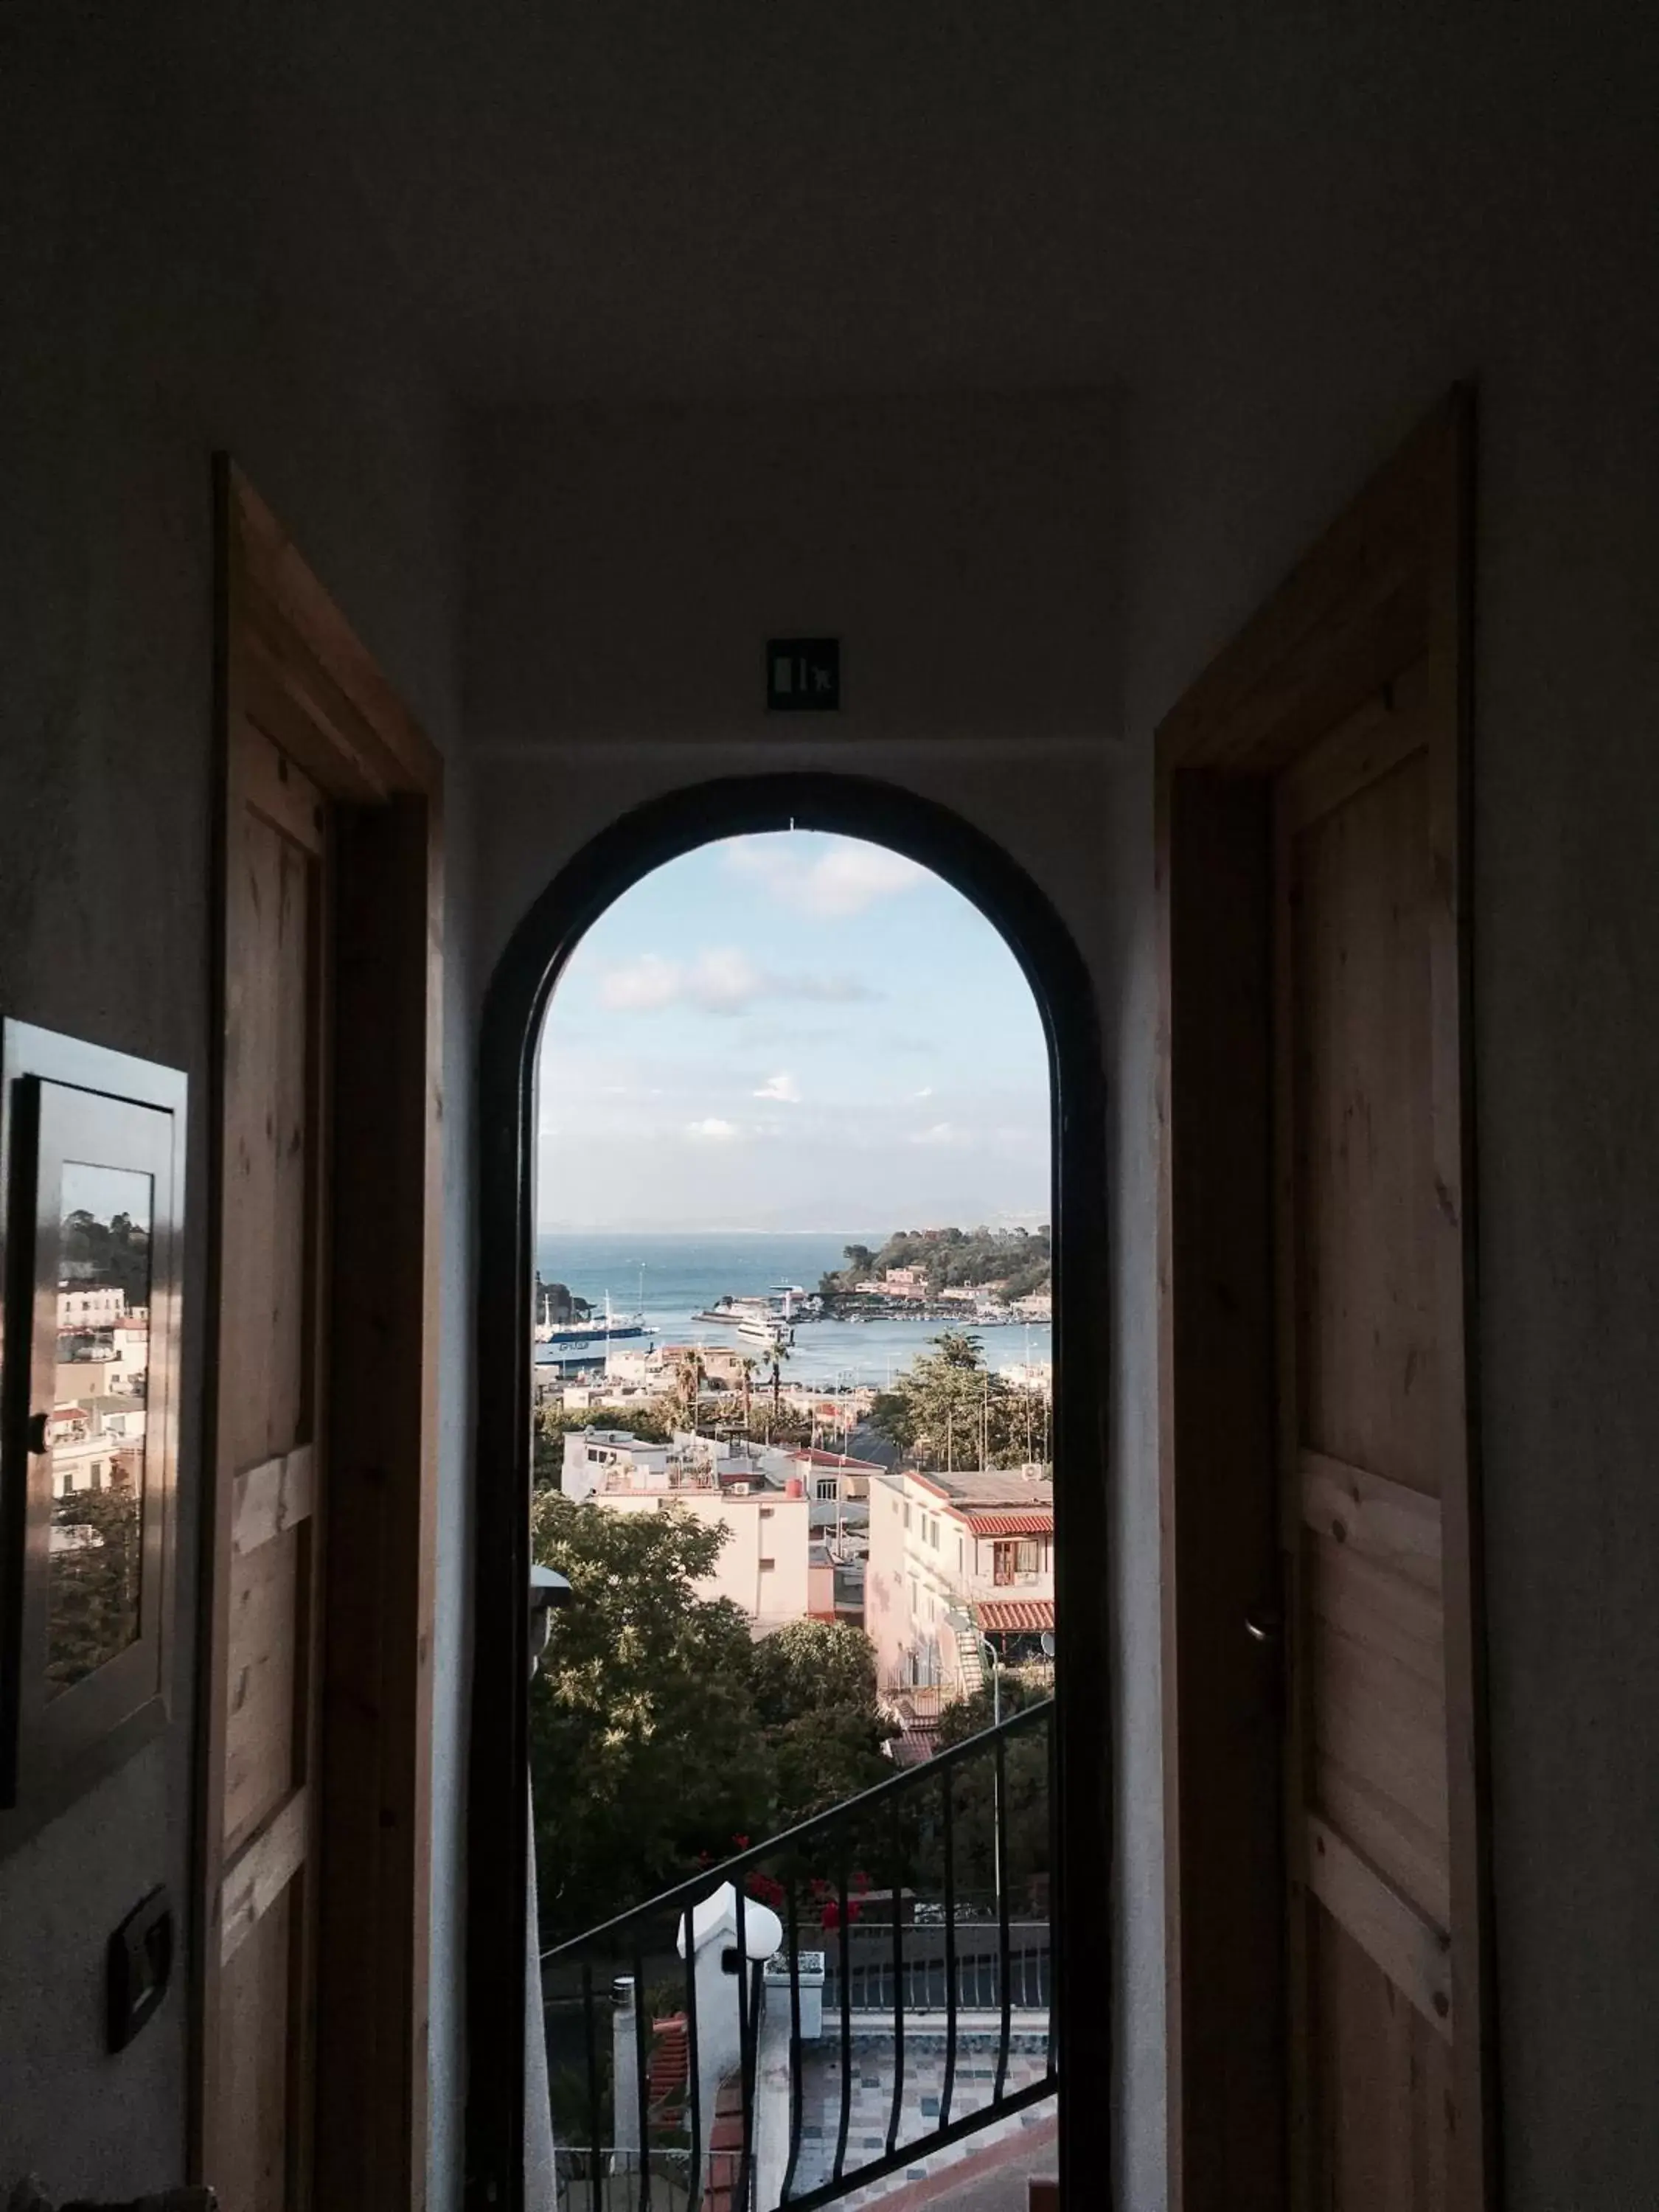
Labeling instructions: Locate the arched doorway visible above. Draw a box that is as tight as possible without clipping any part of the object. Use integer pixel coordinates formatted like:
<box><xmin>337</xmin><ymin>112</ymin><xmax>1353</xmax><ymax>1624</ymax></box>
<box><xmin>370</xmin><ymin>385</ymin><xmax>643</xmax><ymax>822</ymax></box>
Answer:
<box><xmin>466</xmin><ymin>774</ymin><xmax>1111</xmax><ymax>2210</ymax></box>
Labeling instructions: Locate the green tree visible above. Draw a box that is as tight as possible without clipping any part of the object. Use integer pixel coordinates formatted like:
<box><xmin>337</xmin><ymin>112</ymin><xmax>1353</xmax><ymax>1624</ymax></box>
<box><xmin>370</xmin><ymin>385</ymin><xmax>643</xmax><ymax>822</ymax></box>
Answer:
<box><xmin>867</xmin><ymin>1332</ymin><xmax>1041</xmax><ymax>1471</ymax></box>
<box><xmin>748</xmin><ymin>1620</ymin><xmax>893</xmax><ymax>1828</ymax></box>
<box><xmin>61</xmin><ymin>1208</ymin><xmax>152</xmax><ymax>1309</ymax></box>
<box><xmin>530</xmin><ymin>1493</ymin><xmax>773</xmax><ymax>1943</ymax></box>
<box><xmin>934</xmin><ymin>1674</ymin><xmax>1051</xmax><ymax>1916</ymax></box>
<box><xmin>819</xmin><ymin>1225</ymin><xmax>1049</xmax><ymax>1304</ymax></box>
<box><xmin>46</xmin><ymin>1475</ymin><xmax>143</xmax><ymax>1688</ymax></box>
<box><xmin>529</xmin><ymin>1507</ymin><xmax>899</xmax><ymax>1940</ymax></box>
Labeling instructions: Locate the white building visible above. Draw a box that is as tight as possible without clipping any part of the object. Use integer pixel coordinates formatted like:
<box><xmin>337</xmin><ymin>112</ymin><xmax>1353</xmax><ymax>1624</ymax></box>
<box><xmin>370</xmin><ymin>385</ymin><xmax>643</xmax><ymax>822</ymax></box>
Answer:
<box><xmin>47</xmin><ymin>1397</ymin><xmax>148</xmax><ymax>1498</ymax></box>
<box><xmin>865</xmin><ymin>1466</ymin><xmax>1054</xmax><ymax>1698</ymax></box>
<box><xmin>561</xmin><ymin>1427</ymin><xmax>813</xmax><ymax>1632</ymax></box>
<box><xmin>56</xmin><ymin>1284</ymin><xmax>128</xmax><ymax>1332</ymax></box>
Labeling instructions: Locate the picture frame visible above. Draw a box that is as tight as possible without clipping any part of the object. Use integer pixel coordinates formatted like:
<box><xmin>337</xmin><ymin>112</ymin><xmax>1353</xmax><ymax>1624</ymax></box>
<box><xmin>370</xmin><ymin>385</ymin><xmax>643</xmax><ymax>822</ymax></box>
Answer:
<box><xmin>0</xmin><ymin>1020</ymin><xmax>186</xmax><ymax>1850</ymax></box>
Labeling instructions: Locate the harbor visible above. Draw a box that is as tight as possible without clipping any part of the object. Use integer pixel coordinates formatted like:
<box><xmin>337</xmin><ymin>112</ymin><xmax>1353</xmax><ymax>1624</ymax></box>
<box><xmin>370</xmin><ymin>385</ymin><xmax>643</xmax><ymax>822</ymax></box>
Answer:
<box><xmin>532</xmin><ymin>1231</ymin><xmax>1051</xmax><ymax>1390</ymax></box>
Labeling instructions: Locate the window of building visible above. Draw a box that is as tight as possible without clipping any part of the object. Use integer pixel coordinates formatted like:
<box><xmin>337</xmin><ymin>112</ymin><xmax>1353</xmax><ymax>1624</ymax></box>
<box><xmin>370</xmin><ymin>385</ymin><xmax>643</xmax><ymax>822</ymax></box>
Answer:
<box><xmin>759</xmin><ymin>1558</ymin><xmax>776</xmax><ymax>1573</ymax></box>
<box><xmin>903</xmin><ymin>1501</ymin><xmax>911</xmax><ymax>1530</ymax></box>
<box><xmin>816</xmin><ymin>1477</ymin><xmax>838</xmax><ymax>1501</ymax></box>
<box><xmin>759</xmin><ymin>1505</ymin><xmax>775</xmax><ymax>1519</ymax></box>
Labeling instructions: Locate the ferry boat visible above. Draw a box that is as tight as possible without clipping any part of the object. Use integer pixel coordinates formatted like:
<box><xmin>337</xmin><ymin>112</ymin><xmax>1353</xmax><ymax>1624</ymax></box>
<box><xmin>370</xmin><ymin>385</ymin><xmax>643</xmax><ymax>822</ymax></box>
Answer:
<box><xmin>736</xmin><ymin>1310</ymin><xmax>793</xmax><ymax>1351</ymax></box>
<box><xmin>533</xmin><ymin>1288</ymin><xmax>652</xmax><ymax>1368</ymax></box>
<box><xmin>691</xmin><ymin>1287</ymin><xmax>804</xmax><ymax>1352</ymax></box>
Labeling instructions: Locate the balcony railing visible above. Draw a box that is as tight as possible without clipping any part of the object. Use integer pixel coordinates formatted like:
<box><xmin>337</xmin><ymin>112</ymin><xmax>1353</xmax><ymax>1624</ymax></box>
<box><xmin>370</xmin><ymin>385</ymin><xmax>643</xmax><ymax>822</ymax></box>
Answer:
<box><xmin>540</xmin><ymin>1697</ymin><xmax>1055</xmax><ymax>2212</ymax></box>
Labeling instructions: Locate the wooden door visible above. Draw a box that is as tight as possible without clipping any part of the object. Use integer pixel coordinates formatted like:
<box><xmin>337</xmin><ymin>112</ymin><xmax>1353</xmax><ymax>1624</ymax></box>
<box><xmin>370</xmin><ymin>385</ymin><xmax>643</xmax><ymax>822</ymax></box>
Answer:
<box><xmin>201</xmin><ymin>715</ymin><xmax>331</xmax><ymax>2211</ymax></box>
<box><xmin>1276</xmin><ymin>672</ymin><xmax>1464</xmax><ymax>2207</ymax></box>
<box><xmin>1158</xmin><ymin>395</ymin><xmax>1492</xmax><ymax>2212</ymax></box>
<box><xmin>198</xmin><ymin>463</ymin><xmax>443</xmax><ymax>2212</ymax></box>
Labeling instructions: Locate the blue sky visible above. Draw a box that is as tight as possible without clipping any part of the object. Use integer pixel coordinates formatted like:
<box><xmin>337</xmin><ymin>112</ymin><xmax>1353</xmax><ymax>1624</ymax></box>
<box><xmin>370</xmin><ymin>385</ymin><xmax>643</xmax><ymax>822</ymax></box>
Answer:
<box><xmin>535</xmin><ymin>832</ymin><xmax>1051</xmax><ymax>1231</ymax></box>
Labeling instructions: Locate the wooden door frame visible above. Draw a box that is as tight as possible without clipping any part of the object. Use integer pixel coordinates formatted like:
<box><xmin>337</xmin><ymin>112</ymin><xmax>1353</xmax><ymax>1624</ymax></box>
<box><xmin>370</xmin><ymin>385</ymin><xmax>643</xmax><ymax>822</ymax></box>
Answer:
<box><xmin>464</xmin><ymin>775</ymin><xmax>1113</xmax><ymax>2211</ymax></box>
<box><xmin>198</xmin><ymin>459</ymin><xmax>445</xmax><ymax>2208</ymax></box>
<box><xmin>1155</xmin><ymin>392</ymin><xmax>1495</xmax><ymax>2208</ymax></box>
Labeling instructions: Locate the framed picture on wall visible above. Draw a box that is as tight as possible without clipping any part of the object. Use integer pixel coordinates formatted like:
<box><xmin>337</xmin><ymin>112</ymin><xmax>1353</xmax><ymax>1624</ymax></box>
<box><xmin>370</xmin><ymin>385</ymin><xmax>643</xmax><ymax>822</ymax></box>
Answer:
<box><xmin>0</xmin><ymin>1020</ymin><xmax>186</xmax><ymax>1849</ymax></box>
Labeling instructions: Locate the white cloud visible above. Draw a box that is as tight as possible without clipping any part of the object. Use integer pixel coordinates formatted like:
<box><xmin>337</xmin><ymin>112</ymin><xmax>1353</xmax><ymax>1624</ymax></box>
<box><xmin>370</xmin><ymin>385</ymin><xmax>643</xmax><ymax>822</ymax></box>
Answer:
<box><xmin>597</xmin><ymin>947</ymin><xmax>874</xmax><ymax>1017</ymax></box>
<box><xmin>911</xmin><ymin>1085</ymin><xmax>934</xmax><ymax>1100</ymax></box>
<box><xmin>726</xmin><ymin>837</ymin><xmax>928</xmax><ymax>919</ymax></box>
<box><xmin>686</xmin><ymin>1118</ymin><xmax>742</xmax><ymax>1141</ymax></box>
<box><xmin>910</xmin><ymin>1121</ymin><xmax>975</xmax><ymax>1149</ymax></box>
<box><xmin>597</xmin><ymin>952</ymin><xmax>682</xmax><ymax>1012</ymax></box>
<box><xmin>754</xmin><ymin>1071</ymin><xmax>801</xmax><ymax>1103</ymax></box>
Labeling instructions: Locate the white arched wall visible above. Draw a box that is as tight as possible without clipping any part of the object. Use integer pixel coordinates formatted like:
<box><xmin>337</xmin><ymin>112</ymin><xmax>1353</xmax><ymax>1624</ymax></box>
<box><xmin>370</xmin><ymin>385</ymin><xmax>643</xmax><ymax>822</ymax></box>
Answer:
<box><xmin>461</xmin><ymin>389</ymin><xmax>1151</xmax><ymax>2191</ymax></box>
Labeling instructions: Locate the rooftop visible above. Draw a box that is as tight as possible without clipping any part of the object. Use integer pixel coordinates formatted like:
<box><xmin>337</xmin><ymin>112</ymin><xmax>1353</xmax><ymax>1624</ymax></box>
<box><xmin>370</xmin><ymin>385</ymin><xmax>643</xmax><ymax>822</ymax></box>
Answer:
<box><xmin>974</xmin><ymin>1599</ymin><xmax>1055</xmax><ymax>1637</ymax></box>
<box><xmin>908</xmin><ymin>1470</ymin><xmax>1054</xmax><ymax>1512</ymax></box>
<box><xmin>957</xmin><ymin>1510</ymin><xmax>1052</xmax><ymax>1539</ymax></box>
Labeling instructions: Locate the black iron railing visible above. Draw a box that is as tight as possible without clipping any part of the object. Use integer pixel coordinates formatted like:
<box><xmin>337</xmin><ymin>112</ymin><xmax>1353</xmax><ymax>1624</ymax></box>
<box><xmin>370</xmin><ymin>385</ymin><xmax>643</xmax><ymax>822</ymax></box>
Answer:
<box><xmin>539</xmin><ymin>1697</ymin><xmax>1055</xmax><ymax>2212</ymax></box>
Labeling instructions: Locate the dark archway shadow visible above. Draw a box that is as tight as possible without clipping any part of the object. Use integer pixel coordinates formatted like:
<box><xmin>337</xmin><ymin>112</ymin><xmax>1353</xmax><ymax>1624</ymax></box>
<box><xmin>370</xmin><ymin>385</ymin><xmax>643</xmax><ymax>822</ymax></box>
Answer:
<box><xmin>465</xmin><ymin>773</ymin><xmax>1113</xmax><ymax>2211</ymax></box>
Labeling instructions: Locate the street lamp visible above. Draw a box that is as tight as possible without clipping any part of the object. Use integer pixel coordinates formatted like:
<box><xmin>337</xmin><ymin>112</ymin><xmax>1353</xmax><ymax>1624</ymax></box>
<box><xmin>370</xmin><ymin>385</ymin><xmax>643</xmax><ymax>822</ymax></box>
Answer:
<box><xmin>981</xmin><ymin>1632</ymin><xmax>1004</xmax><ymax>1905</ymax></box>
<box><xmin>979</xmin><ymin>1633</ymin><xmax>1004</xmax><ymax>1728</ymax></box>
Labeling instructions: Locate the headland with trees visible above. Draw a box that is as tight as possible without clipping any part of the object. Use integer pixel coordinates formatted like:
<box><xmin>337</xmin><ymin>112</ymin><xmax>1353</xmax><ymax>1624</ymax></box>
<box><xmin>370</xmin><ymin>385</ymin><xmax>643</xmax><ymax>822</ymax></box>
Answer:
<box><xmin>818</xmin><ymin>1223</ymin><xmax>1051</xmax><ymax>1312</ymax></box>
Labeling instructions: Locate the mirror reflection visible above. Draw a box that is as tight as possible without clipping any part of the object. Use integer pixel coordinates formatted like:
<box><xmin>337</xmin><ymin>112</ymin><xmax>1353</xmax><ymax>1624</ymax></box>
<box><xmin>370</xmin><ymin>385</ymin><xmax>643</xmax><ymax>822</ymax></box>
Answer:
<box><xmin>47</xmin><ymin>1162</ymin><xmax>152</xmax><ymax>1691</ymax></box>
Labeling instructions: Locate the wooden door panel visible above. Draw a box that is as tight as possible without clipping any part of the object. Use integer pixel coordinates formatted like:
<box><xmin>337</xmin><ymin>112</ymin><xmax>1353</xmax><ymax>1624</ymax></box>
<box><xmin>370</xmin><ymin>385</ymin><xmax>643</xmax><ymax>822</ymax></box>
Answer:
<box><xmin>1290</xmin><ymin>746</ymin><xmax>1439</xmax><ymax>1500</ymax></box>
<box><xmin>223</xmin><ymin>1525</ymin><xmax>304</xmax><ymax>1857</ymax></box>
<box><xmin>204</xmin><ymin>719</ymin><xmax>328</xmax><ymax>2211</ymax></box>
<box><xmin>1308</xmin><ymin>1540</ymin><xmax>1444</xmax><ymax>1695</ymax></box>
<box><xmin>1310</xmin><ymin>1909</ymin><xmax>1451</xmax><ymax>2212</ymax></box>
<box><xmin>1281</xmin><ymin>706</ymin><xmax>1460</xmax><ymax>2202</ymax></box>
<box><xmin>218</xmin><ymin>1885</ymin><xmax>298</xmax><ymax>2212</ymax></box>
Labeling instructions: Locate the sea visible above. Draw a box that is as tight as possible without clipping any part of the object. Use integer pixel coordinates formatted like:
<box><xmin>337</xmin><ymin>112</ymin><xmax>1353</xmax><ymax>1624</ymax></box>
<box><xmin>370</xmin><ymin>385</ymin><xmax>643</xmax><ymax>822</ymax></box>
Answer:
<box><xmin>533</xmin><ymin>1230</ymin><xmax>1051</xmax><ymax>1388</ymax></box>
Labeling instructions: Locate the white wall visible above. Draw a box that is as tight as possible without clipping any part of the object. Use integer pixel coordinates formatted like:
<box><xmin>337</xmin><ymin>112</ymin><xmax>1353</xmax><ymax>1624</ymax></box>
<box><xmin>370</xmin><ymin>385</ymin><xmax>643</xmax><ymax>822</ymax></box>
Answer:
<box><xmin>863</xmin><ymin>1478</ymin><xmax>914</xmax><ymax>1696</ymax></box>
<box><xmin>594</xmin><ymin>1492</ymin><xmax>813</xmax><ymax>1632</ymax></box>
<box><xmin>0</xmin><ymin>15</ymin><xmax>470</xmax><ymax>2202</ymax></box>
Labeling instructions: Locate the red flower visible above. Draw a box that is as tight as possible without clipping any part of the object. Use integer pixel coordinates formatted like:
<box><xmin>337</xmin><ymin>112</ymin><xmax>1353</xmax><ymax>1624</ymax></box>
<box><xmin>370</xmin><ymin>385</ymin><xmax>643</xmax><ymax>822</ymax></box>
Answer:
<box><xmin>731</xmin><ymin>1834</ymin><xmax>751</xmax><ymax>1850</ymax></box>
<box><xmin>820</xmin><ymin>1896</ymin><xmax>864</xmax><ymax>1931</ymax></box>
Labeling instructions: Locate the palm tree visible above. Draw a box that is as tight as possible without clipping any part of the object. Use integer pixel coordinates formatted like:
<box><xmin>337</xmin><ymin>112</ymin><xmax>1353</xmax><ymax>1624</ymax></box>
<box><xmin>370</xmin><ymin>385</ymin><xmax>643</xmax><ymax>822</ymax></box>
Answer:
<box><xmin>738</xmin><ymin>1354</ymin><xmax>759</xmax><ymax>1439</ymax></box>
<box><xmin>766</xmin><ymin>1338</ymin><xmax>793</xmax><ymax>1437</ymax></box>
<box><xmin>674</xmin><ymin>1349</ymin><xmax>705</xmax><ymax>1435</ymax></box>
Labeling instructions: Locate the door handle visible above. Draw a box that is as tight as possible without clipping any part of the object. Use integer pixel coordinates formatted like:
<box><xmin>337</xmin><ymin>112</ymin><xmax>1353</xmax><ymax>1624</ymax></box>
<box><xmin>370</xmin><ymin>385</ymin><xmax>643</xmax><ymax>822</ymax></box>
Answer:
<box><xmin>1244</xmin><ymin>1606</ymin><xmax>1282</xmax><ymax>1647</ymax></box>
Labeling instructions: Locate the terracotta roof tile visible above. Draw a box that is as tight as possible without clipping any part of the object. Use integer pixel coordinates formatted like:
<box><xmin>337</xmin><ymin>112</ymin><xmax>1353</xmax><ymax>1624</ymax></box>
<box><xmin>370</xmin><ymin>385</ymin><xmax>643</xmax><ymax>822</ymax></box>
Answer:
<box><xmin>974</xmin><ymin>1598</ymin><xmax>1056</xmax><ymax>1635</ymax></box>
<box><xmin>961</xmin><ymin>1509</ymin><xmax>1053</xmax><ymax>1537</ymax></box>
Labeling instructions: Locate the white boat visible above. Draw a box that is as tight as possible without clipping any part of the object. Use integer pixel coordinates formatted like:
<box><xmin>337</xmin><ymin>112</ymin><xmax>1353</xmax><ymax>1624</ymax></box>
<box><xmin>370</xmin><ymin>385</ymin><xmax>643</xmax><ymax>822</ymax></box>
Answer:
<box><xmin>737</xmin><ymin>1312</ymin><xmax>792</xmax><ymax>1350</ymax></box>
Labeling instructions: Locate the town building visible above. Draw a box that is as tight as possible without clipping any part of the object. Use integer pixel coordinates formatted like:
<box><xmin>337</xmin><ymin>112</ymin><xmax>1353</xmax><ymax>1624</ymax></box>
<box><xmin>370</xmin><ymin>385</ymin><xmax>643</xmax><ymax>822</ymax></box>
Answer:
<box><xmin>560</xmin><ymin>1426</ymin><xmax>813</xmax><ymax>1633</ymax></box>
<box><xmin>865</xmin><ymin>1467</ymin><xmax>1054</xmax><ymax>1700</ymax></box>
<box><xmin>46</xmin><ymin>1398</ymin><xmax>150</xmax><ymax>1498</ymax></box>
<box><xmin>55</xmin><ymin>1284</ymin><xmax>128</xmax><ymax>1332</ymax></box>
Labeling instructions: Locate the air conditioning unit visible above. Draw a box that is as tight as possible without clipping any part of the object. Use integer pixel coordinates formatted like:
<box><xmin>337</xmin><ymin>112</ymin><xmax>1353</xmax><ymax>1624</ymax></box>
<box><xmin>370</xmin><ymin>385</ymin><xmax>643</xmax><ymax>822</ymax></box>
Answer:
<box><xmin>728</xmin><ymin>1482</ymin><xmax>750</xmax><ymax>1496</ymax></box>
